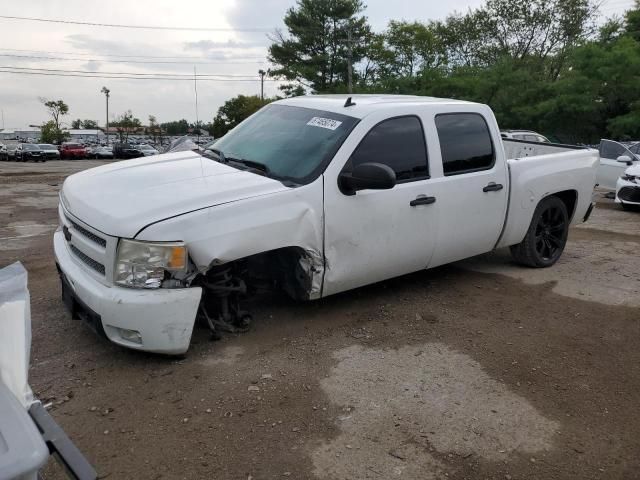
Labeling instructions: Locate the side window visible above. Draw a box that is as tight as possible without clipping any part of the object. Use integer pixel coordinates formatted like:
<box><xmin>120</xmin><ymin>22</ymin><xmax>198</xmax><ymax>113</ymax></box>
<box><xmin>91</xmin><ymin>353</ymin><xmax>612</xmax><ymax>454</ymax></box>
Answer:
<box><xmin>349</xmin><ymin>116</ymin><xmax>428</xmax><ymax>182</ymax></box>
<box><xmin>435</xmin><ymin>113</ymin><xmax>495</xmax><ymax>176</ymax></box>
<box><xmin>523</xmin><ymin>135</ymin><xmax>538</xmax><ymax>142</ymax></box>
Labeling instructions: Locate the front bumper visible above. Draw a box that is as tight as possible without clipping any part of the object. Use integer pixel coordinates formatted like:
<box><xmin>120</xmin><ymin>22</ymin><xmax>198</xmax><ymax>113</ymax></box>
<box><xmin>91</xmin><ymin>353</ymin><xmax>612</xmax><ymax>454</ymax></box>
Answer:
<box><xmin>54</xmin><ymin>231</ymin><xmax>202</xmax><ymax>354</ymax></box>
<box><xmin>615</xmin><ymin>178</ymin><xmax>640</xmax><ymax>205</ymax></box>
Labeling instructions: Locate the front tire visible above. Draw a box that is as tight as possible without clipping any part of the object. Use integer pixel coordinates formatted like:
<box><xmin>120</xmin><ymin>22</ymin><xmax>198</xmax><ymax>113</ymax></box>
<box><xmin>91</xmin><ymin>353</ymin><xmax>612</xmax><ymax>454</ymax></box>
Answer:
<box><xmin>510</xmin><ymin>196</ymin><xmax>569</xmax><ymax>268</ymax></box>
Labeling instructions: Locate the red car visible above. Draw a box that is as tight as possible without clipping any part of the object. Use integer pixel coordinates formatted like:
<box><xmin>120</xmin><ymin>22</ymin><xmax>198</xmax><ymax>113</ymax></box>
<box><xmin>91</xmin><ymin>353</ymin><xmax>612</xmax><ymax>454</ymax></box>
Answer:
<box><xmin>60</xmin><ymin>143</ymin><xmax>86</xmax><ymax>159</ymax></box>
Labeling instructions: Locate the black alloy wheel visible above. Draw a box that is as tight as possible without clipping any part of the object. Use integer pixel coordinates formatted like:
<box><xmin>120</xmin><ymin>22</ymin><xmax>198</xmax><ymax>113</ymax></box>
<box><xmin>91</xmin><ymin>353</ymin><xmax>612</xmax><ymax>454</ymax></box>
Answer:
<box><xmin>510</xmin><ymin>196</ymin><xmax>569</xmax><ymax>268</ymax></box>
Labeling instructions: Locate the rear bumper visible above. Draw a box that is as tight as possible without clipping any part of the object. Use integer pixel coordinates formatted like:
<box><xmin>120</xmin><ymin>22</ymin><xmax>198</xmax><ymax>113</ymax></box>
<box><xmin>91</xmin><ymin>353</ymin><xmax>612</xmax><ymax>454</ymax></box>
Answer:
<box><xmin>54</xmin><ymin>231</ymin><xmax>202</xmax><ymax>354</ymax></box>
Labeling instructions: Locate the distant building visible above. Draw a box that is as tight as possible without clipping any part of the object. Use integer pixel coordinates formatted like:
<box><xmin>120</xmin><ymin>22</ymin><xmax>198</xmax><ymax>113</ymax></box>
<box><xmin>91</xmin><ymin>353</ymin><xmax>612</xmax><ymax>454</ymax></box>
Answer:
<box><xmin>67</xmin><ymin>129</ymin><xmax>106</xmax><ymax>143</ymax></box>
<box><xmin>0</xmin><ymin>127</ymin><xmax>41</xmax><ymax>141</ymax></box>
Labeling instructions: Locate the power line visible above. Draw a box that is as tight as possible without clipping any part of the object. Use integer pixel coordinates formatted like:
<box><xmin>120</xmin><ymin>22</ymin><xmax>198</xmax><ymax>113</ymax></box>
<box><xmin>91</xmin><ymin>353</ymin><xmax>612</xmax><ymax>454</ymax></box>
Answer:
<box><xmin>0</xmin><ymin>14</ymin><xmax>272</xmax><ymax>32</ymax></box>
<box><xmin>0</xmin><ymin>47</ymin><xmax>266</xmax><ymax>60</ymax></box>
<box><xmin>0</xmin><ymin>68</ymin><xmax>278</xmax><ymax>82</ymax></box>
<box><xmin>0</xmin><ymin>53</ymin><xmax>267</xmax><ymax>65</ymax></box>
<box><xmin>1</xmin><ymin>65</ymin><xmax>260</xmax><ymax>78</ymax></box>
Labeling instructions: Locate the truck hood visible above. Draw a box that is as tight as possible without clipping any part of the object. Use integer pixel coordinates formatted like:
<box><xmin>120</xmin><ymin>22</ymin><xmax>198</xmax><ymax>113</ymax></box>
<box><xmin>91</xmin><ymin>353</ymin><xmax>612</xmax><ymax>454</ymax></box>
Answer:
<box><xmin>62</xmin><ymin>151</ymin><xmax>290</xmax><ymax>238</ymax></box>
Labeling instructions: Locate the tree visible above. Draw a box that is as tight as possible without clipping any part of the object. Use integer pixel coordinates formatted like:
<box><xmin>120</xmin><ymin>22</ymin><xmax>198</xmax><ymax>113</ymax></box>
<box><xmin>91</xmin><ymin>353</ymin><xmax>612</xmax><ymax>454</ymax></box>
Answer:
<box><xmin>40</xmin><ymin>99</ymin><xmax>69</xmax><ymax>129</ymax></box>
<box><xmin>268</xmin><ymin>0</ymin><xmax>371</xmax><ymax>93</ymax></box>
<box><xmin>39</xmin><ymin>98</ymin><xmax>69</xmax><ymax>144</ymax></box>
<box><xmin>147</xmin><ymin>115</ymin><xmax>164</xmax><ymax>145</ymax></box>
<box><xmin>160</xmin><ymin>119</ymin><xmax>190</xmax><ymax>136</ymax></box>
<box><xmin>70</xmin><ymin>118</ymin><xmax>99</xmax><ymax>129</ymax></box>
<box><xmin>625</xmin><ymin>0</ymin><xmax>640</xmax><ymax>41</ymax></box>
<box><xmin>40</xmin><ymin>120</ymin><xmax>69</xmax><ymax>144</ymax></box>
<box><xmin>111</xmin><ymin>110</ymin><xmax>142</xmax><ymax>143</ymax></box>
<box><xmin>212</xmin><ymin>95</ymin><xmax>271</xmax><ymax>138</ymax></box>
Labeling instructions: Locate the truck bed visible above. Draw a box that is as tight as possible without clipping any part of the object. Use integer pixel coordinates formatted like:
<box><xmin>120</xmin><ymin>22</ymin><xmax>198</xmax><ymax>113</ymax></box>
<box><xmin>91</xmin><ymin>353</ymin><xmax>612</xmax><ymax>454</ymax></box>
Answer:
<box><xmin>497</xmin><ymin>139</ymin><xmax>599</xmax><ymax>249</ymax></box>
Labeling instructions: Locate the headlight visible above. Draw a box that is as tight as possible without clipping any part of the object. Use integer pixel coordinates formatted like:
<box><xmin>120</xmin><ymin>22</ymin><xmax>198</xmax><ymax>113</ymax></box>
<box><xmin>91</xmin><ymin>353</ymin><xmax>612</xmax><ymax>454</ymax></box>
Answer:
<box><xmin>115</xmin><ymin>239</ymin><xmax>187</xmax><ymax>289</ymax></box>
<box><xmin>622</xmin><ymin>174</ymin><xmax>638</xmax><ymax>183</ymax></box>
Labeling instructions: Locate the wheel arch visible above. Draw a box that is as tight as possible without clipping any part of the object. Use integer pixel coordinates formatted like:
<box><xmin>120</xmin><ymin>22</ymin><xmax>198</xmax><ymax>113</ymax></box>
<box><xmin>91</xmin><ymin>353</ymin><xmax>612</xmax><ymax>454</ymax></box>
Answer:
<box><xmin>198</xmin><ymin>245</ymin><xmax>324</xmax><ymax>301</ymax></box>
<box><xmin>549</xmin><ymin>189</ymin><xmax>578</xmax><ymax>222</ymax></box>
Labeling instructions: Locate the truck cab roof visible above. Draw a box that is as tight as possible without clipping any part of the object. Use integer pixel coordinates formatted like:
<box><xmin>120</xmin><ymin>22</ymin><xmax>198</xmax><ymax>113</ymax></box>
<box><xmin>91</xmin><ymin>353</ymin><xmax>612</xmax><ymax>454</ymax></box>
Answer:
<box><xmin>275</xmin><ymin>95</ymin><xmax>476</xmax><ymax>119</ymax></box>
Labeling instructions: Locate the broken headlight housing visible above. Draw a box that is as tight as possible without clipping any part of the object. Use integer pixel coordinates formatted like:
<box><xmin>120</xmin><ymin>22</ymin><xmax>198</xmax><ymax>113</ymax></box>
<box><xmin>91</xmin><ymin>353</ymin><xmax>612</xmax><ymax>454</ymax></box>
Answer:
<box><xmin>115</xmin><ymin>239</ymin><xmax>187</xmax><ymax>289</ymax></box>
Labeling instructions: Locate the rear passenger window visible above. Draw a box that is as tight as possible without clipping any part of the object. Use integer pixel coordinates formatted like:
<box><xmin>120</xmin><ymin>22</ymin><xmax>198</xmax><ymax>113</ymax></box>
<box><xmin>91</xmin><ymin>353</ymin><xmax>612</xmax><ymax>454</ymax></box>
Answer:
<box><xmin>349</xmin><ymin>116</ymin><xmax>428</xmax><ymax>181</ymax></box>
<box><xmin>435</xmin><ymin>113</ymin><xmax>495</xmax><ymax>176</ymax></box>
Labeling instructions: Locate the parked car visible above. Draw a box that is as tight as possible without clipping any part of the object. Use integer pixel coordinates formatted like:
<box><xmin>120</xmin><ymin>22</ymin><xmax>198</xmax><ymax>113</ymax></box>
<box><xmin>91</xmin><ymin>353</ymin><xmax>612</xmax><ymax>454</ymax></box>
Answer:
<box><xmin>16</xmin><ymin>143</ymin><xmax>45</xmax><ymax>162</ymax></box>
<box><xmin>615</xmin><ymin>163</ymin><xmax>640</xmax><ymax>210</ymax></box>
<box><xmin>6</xmin><ymin>144</ymin><xmax>18</xmax><ymax>161</ymax></box>
<box><xmin>60</xmin><ymin>142</ymin><xmax>87</xmax><ymax>160</ymax></box>
<box><xmin>93</xmin><ymin>145</ymin><xmax>114</xmax><ymax>159</ymax></box>
<box><xmin>55</xmin><ymin>95</ymin><xmax>598</xmax><ymax>355</ymax></box>
<box><xmin>501</xmin><ymin>129</ymin><xmax>550</xmax><ymax>143</ymax></box>
<box><xmin>138</xmin><ymin>144</ymin><xmax>159</xmax><ymax>156</ymax></box>
<box><xmin>37</xmin><ymin>144</ymin><xmax>61</xmax><ymax>160</ymax></box>
<box><xmin>598</xmin><ymin>139</ymin><xmax>640</xmax><ymax>190</ymax></box>
<box><xmin>113</xmin><ymin>143</ymin><xmax>143</xmax><ymax>159</ymax></box>
<box><xmin>0</xmin><ymin>262</ymin><xmax>97</xmax><ymax>480</ymax></box>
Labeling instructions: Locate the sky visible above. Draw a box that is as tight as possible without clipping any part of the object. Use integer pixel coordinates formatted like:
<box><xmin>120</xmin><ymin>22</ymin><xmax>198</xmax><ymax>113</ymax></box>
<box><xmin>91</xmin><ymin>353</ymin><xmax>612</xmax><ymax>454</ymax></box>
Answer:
<box><xmin>0</xmin><ymin>0</ymin><xmax>635</xmax><ymax>129</ymax></box>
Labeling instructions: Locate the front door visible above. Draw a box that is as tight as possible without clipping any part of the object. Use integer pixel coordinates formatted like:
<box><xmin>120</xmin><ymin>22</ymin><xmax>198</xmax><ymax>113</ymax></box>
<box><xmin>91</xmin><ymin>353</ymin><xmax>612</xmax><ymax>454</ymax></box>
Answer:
<box><xmin>323</xmin><ymin>114</ymin><xmax>438</xmax><ymax>297</ymax></box>
<box><xmin>599</xmin><ymin>140</ymin><xmax>639</xmax><ymax>190</ymax></box>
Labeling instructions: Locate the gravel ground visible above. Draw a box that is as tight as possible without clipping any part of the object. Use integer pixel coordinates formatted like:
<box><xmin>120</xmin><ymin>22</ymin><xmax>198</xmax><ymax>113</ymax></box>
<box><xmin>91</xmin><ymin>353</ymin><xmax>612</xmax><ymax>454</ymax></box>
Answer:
<box><xmin>1</xmin><ymin>160</ymin><xmax>639</xmax><ymax>480</ymax></box>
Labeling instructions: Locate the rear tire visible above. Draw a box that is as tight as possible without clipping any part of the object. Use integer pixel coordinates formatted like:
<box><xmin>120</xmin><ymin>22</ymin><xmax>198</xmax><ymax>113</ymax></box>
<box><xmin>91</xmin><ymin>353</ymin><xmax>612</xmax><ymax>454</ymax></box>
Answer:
<box><xmin>510</xmin><ymin>196</ymin><xmax>569</xmax><ymax>268</ymax></box>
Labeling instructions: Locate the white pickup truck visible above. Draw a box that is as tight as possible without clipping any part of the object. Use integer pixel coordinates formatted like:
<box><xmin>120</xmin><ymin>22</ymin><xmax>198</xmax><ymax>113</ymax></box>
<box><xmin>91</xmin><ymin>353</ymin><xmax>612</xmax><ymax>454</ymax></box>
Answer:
<box><xmin>54</xmin><ymin>95</ymin><xmax>599</xmax><ymax>354</ymax></box>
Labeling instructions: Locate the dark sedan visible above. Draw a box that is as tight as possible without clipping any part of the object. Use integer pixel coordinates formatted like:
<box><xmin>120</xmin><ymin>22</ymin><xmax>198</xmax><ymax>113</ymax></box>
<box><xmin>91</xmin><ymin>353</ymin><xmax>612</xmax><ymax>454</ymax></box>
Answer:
<box><xmin>113</xmin><ymin>143</ymin><xmax>143</xmax><ymax>159</ymax></box>
<box><xmin>16</xmin><ymin>143</ymin><xmax>46</xmax><ymax>162</ymax></box>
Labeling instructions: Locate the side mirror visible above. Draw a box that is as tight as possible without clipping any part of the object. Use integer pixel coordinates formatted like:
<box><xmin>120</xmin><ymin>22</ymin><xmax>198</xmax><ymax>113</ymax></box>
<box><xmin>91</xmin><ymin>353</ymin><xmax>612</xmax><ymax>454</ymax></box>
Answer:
<box><xmin>338</xmin><ymin>162</ymin><xmax>396</xmax><ymax>196</ymax></box>
<box><xmin>617</xmin><ymin>155</ymin><xmax>633</xmax><ymax>165</ymax></box>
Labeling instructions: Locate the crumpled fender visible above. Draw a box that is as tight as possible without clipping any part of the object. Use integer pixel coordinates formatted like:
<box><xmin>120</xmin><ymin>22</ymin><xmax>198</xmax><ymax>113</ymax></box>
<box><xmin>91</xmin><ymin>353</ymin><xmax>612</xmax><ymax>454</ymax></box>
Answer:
<box><xmin>136</xmin><ymin>178</ymin><xmax>326</xmax><ymax>298</ymax></box>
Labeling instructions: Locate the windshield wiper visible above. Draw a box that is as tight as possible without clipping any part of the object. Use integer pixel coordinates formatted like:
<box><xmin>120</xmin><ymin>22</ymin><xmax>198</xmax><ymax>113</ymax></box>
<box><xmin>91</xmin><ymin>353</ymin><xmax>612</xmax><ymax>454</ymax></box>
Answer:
<box><xmin>205</xmin><ymin>148</ymin><xmax>272</xmax><ymax>178</ymax></box>
<box><xmin>226</xmin><ymin>157</ymin><xmax>270</xmax><ymax>175</ymax></box>
<box><xmin>206</xmin><ymin>148</ymin><xmax>226</xmax><ymax>163</ymax></box>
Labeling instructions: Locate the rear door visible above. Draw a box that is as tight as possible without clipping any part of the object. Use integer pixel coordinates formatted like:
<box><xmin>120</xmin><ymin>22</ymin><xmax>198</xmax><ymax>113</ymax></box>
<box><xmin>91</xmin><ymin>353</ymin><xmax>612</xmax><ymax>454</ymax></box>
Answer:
<box><xmin>425</xmin><ymin>111</ymin><xmax>509</xmax><ymax>268</ymax></box>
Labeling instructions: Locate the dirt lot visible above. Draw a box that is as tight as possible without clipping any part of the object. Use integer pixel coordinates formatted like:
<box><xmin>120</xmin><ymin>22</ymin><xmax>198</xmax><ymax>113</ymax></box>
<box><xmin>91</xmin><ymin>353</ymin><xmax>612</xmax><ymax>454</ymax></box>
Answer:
<box><xmin>1</xmin><ymin>160</ymin><xmax>639</xmax><ymax>480</ymax></box>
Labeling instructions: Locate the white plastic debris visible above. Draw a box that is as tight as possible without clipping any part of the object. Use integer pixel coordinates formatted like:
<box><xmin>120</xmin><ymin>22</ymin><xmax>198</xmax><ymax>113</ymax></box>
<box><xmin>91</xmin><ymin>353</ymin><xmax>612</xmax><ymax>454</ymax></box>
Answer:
<box><xmin>0</xmin><ymin>262</ymin><xmax>34</xmax><ymax>407</ymax></box>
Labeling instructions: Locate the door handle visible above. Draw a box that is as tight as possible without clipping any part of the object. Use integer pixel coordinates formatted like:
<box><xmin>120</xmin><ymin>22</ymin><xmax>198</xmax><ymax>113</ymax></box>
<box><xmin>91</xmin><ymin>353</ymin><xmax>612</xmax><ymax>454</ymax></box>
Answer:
<box><xmin>410</xmin><ymin>196</ymin><xmax>436</xmax><ymax>207</ymax></box>
<box><xmin>483</xmin><ymin>182</ymin><xmax>504</xmax><ymax>192</ymax></box>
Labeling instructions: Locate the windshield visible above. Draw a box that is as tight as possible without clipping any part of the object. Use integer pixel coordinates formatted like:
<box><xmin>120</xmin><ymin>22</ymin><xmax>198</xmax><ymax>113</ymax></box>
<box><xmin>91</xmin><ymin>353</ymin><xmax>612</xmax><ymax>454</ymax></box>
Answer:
<box><xmin>38</xmin><ymin>144</ymin><xmax>56</xmax><ymax>149</ymax></box>
<box><xmin>139</xmin><ymin>145</ymin><xmax>154</xmax><ymax>150</ymax></box>
<box><xmin>23</xmin><ymin>144</ymin><xmax>40</xmax><ymax>151</ymax></box>
<box><xmin>213</xmin><ymin>104</ymin><xmax>358</xmax><ymax>183</ymax></box>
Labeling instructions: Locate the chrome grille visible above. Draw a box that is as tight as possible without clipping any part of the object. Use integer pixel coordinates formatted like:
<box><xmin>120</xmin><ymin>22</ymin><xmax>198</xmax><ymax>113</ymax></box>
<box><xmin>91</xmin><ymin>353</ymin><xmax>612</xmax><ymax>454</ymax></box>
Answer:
<box><xmin>69</xmin><ymin>244</ymin><xmax>106</xmax><ymax>275</ymax></box>
<box><xmin>66</xmin><ymin>216</ymin><xmax>107</xmax><ymax>247</ymax></box>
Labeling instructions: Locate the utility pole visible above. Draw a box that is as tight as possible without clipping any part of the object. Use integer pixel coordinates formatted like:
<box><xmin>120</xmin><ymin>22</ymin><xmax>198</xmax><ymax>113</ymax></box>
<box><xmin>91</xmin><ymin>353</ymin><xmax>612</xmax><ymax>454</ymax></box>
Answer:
<box><xmin>101</xmin><ymin>86</ymin><xmax>110</xmax><ymax>146</ymax></box>
<box><xmin>194</xmin><ymin>65</ymin><xmax>200</xmax><ymax>145</ymax></box>
<box><xmin>347</xmin><ymin>26</ymin><xmax>353</xmax><ymax>94</ymax></box>
<box><xmin>258</xmin><ymin>69</ymin><xmax>266</xmax><ymax>101</ymax></box>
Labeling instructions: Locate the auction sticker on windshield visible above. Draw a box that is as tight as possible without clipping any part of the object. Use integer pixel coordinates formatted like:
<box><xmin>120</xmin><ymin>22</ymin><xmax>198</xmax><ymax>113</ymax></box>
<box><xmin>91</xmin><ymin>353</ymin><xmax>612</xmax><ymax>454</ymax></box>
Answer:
<box><xmin>307</xmin><ymin>117</ymin><xmax>343</xmax><ymax>130</ymax></box>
